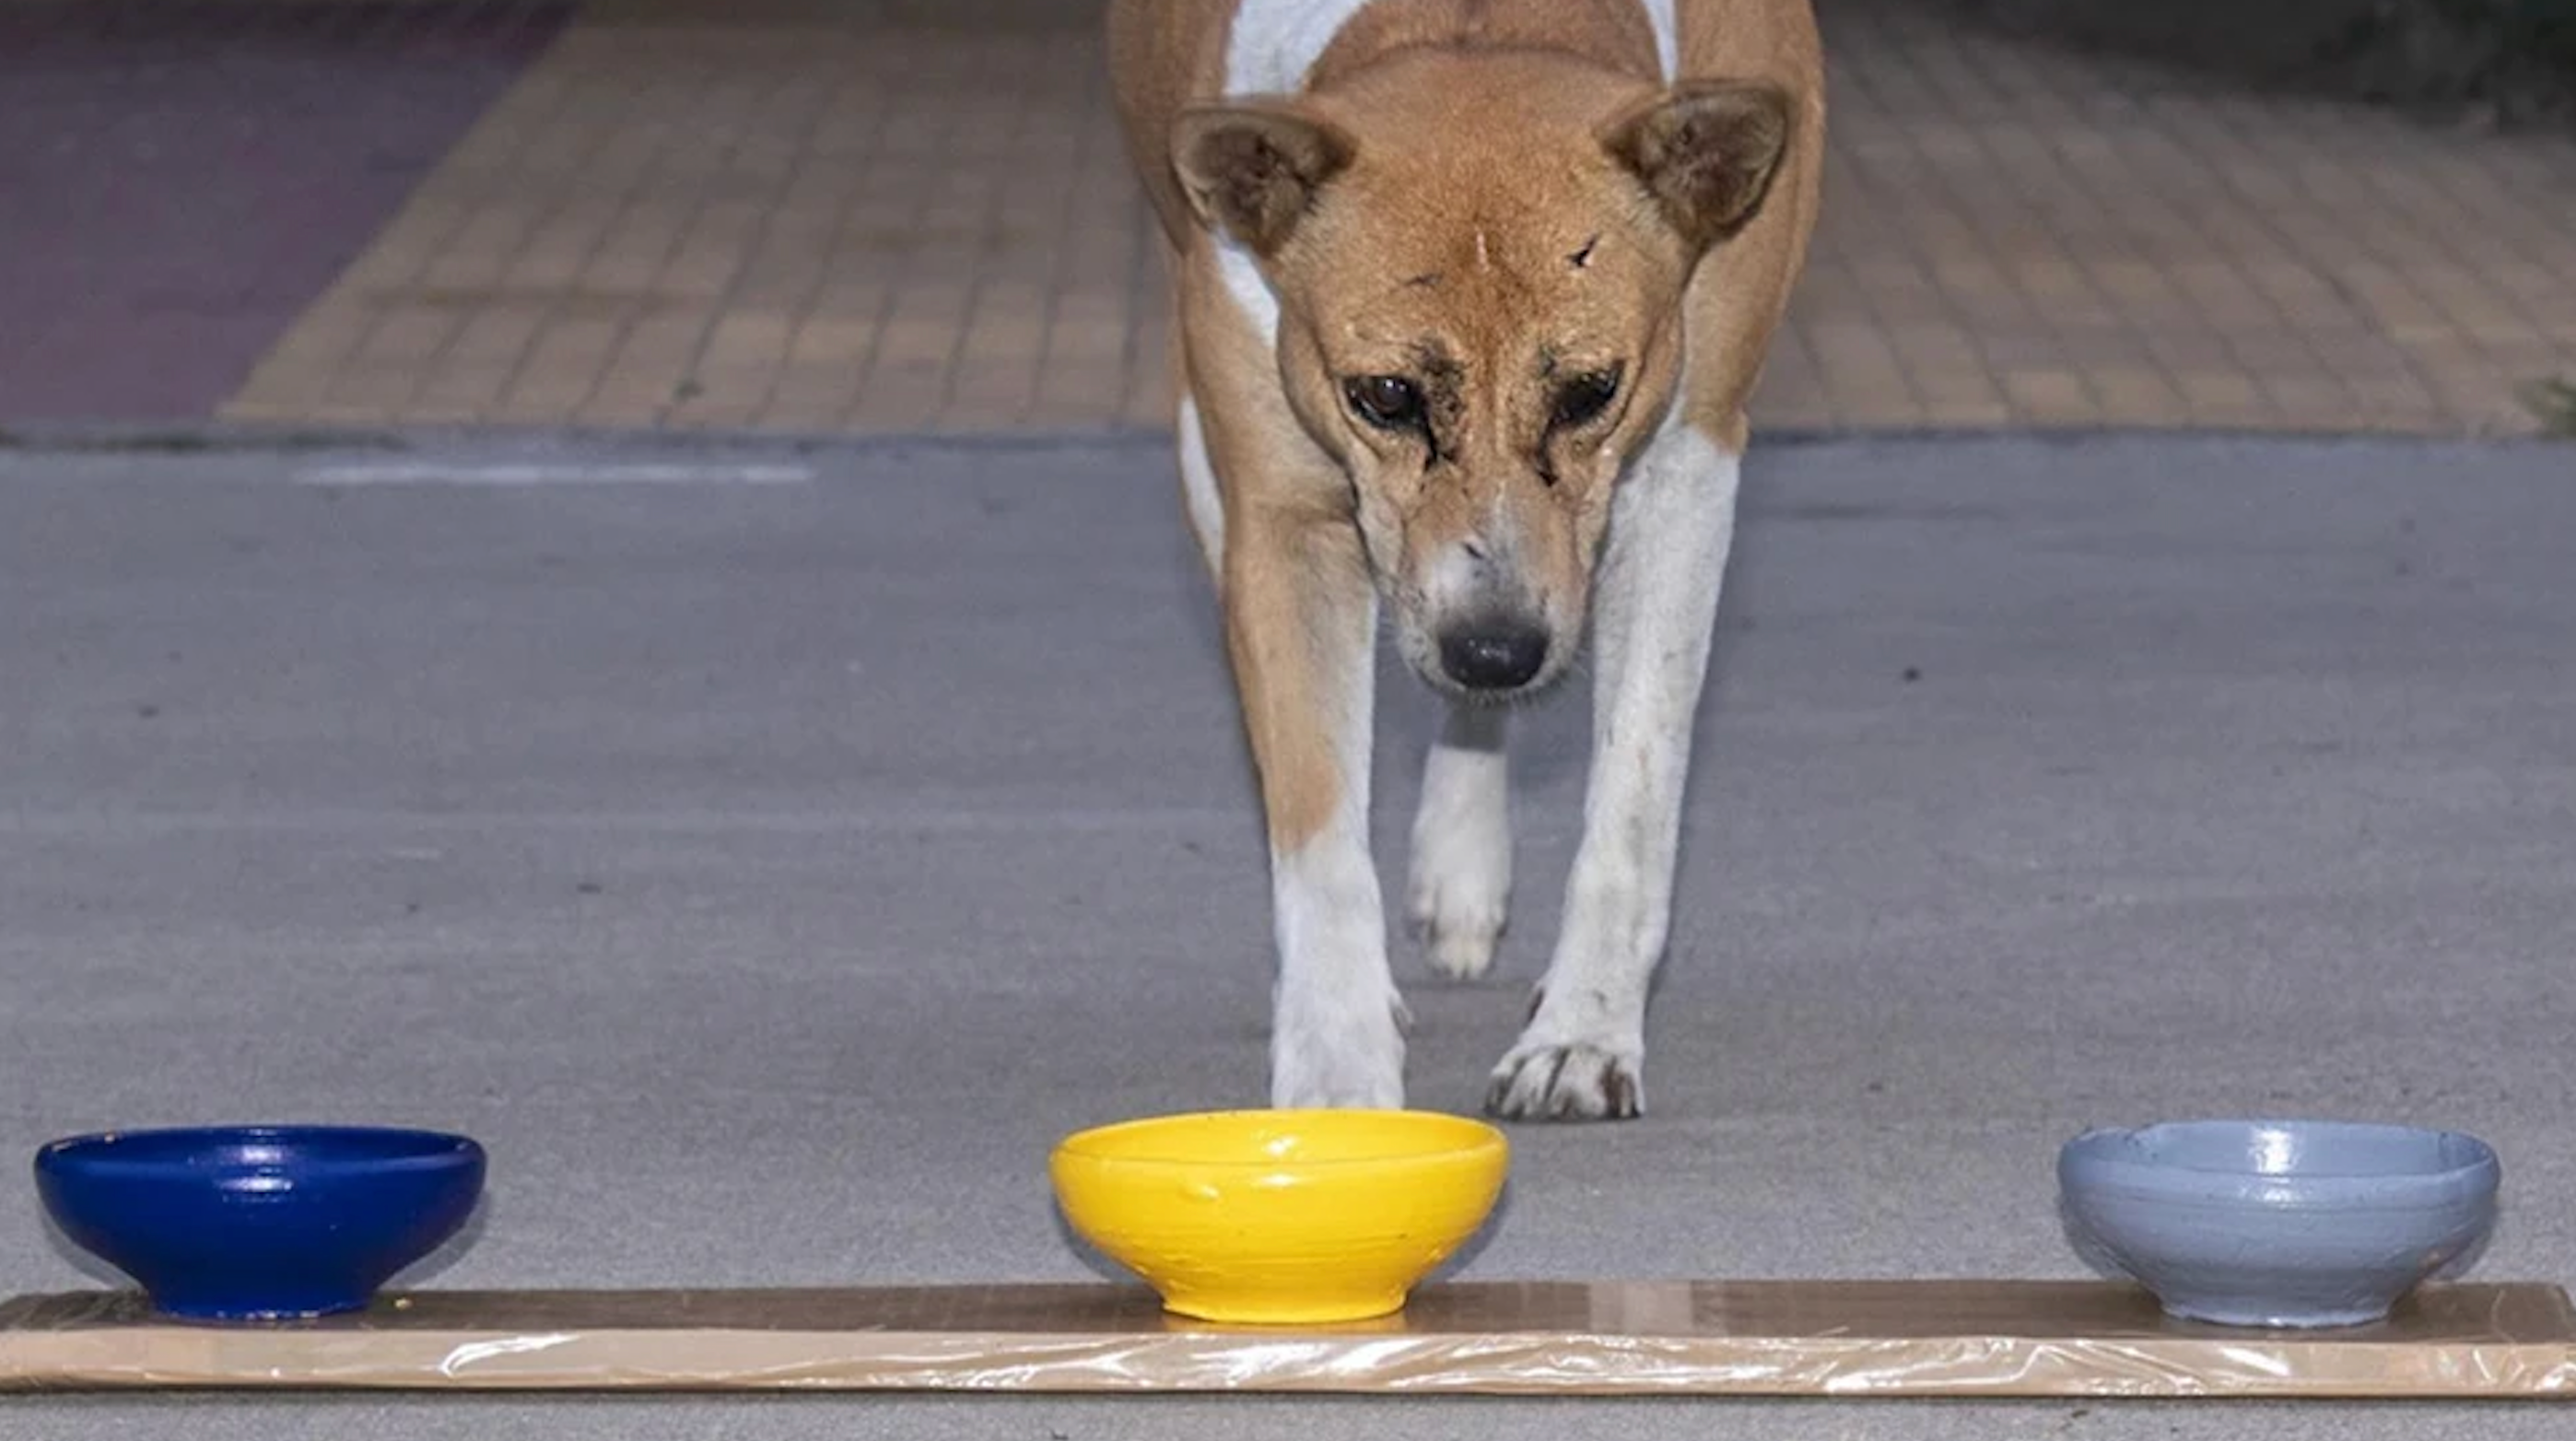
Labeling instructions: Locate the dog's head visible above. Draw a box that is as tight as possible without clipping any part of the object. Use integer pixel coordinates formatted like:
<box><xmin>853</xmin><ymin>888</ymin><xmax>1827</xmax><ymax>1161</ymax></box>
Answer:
<box><xmin>1173</xmin><ymin>51</ymin><xmax>1789</xmax><ymax>701</ymax></box>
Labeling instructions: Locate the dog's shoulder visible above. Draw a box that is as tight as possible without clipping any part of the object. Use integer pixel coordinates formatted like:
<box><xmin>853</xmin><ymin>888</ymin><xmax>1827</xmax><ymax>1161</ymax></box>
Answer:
<box><xmin>1223</xmin><ymin>0</ymin><xmax>1386</xmax><ymax>95</ymax></box>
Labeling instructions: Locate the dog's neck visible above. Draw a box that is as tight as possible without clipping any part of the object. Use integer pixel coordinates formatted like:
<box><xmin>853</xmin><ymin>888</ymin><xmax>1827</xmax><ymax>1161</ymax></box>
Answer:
<box><xmin>1226</xmin><ymin>0</ymin><xmax>1673</xmax><ymax>99</ymax></box>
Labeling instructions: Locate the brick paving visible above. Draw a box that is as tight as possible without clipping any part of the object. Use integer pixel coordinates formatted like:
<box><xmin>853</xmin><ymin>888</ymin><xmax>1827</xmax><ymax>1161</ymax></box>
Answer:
<box><xmin>222</xmin><ymin>0</ymin><xmax>1167</xmax><ymax>433</ymax></box>
<box><xmin>0</xmin><ymin>0</ymin><xmax>571</xmax><ymax>423</ymax></box>
<box><xmin>9</xmin><ymin>0</ymin><xmax>2576</xmax><ymax>436</ymax></box>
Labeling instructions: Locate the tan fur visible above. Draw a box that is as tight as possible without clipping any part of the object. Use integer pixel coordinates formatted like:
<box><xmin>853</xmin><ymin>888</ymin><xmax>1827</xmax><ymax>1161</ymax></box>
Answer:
<box><xmin>1123</xmin><ymin>3</ymin><xmax>1813</xmax><ymax>845</ymax></box>
<box><xmin>1109</xmin><ymin>0</ymin><xmax>1824</xmax><ymax>1118</ymax></box>
<box><xmin>1671</xmin><ymin>2</ymin><xmax>1825</xmax><ymax>446</ymax></box>
<box><xmin>1178</xmin><ymin>257</ymin><xmax>1361</xmax><ymax>849</ymax></box>
<box><xmin>1108</xmin><ymin>0</ymin><xmax>1821</xmax><ymax>845</ymax></box>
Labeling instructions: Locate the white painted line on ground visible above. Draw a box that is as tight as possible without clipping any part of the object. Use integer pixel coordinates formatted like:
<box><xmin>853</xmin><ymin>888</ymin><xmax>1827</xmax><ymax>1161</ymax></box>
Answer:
<box><xmin>298</xmin><ymin>463</ymin><xmax>814</xmax><ymax>486</ymax></box>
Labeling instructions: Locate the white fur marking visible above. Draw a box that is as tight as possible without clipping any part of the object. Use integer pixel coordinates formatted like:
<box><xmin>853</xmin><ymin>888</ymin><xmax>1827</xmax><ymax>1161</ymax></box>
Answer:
<box><xmin>1424</xmin><ymin>542</ymin><xmax>1487</xmax><ymax>620</ymax></box>
<box><xmin>1211</xmin><ymin>0</ymin><xmax>1308</xmax><ymax>349</ymax></box>
<box><xmin>1272</xmin><ymin>841</ymin><xmax>1407</xmax><ymax>1108</ymax></box>
<box><xmin>1639</xmin><ymin>0</ymin><xmax>1679</xmax><ymax>80</ymax></box>
<box><xmin>1270</xmin><ymin>594</ymin><xmax>1406</xmax><ymax>1109</ymax></box>
<box><xmin>1489</xmin><ymin>424</ymin><xmax>1740</xmax><ymax>1119</ymax></box>
<box><xmin>1223</xmin><ymin>0</ymin><xmax>1383</xmax><ymax>95</ymax></box>
<box><xmin>1227</xmin><ymin>0</ymin><xmax>1677</xmax><ymax>91</ymax></box>
<box><xmin>1408</xmin><ymin>704</ymin><xmax>1511</xmax><ymax>979</ymax></box>
<box><xmin>1213</xmin><ymin>236</ymin><xmax>1282</xmax><ymax>347</ymax></box>
<box><xmin>1176</xmin><ymin>393</ymin><xmax>1226</xmax><ymax>580</ymax></box>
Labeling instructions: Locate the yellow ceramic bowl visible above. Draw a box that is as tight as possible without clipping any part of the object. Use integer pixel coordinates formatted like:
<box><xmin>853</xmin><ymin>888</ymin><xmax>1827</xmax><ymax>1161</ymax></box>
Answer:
<box><xmin>1049</xmin><ymin>1109</ymin><xmax>1509</xmax><ymax>1325</ymax></box>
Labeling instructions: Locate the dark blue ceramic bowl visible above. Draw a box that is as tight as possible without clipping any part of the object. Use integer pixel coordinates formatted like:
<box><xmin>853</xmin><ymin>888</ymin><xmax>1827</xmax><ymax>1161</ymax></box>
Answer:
<box><xmin>34</xmin><ymin>1125</ymin><xmax>486</xmax><ymax>1321</ymax></box>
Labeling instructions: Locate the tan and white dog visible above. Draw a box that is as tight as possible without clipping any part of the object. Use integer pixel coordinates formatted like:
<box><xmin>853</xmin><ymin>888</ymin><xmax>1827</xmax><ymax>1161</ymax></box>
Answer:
<box><xmin>1107</xmin><ymin>0</ymin><xmax>1822</xmax><ymax>1120</ymax></box>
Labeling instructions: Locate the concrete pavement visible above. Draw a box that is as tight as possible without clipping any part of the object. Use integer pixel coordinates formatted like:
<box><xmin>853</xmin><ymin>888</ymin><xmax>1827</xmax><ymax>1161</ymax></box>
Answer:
<box><xmin>3</xmin><ymin>430</ymin><xmax>2574</xmax><ymax>1437</ymax></box>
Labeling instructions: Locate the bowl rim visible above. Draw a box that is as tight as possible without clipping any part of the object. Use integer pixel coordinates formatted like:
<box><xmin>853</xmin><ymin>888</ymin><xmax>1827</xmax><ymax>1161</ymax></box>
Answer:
<box><xmin>1054</xmin><ymin>1107</ymin><xmax>1507</xmax><ymax>1170</ymax></box>
<box><xmin>35</xmin><ymin>1124</ymin><xmax>486</xmax><ymax>1180</ymax></box>
<box><xmin>2060</xmin><ymin>1119</ymin><xmax>2499</xmax><ymax>1193</ymax></box>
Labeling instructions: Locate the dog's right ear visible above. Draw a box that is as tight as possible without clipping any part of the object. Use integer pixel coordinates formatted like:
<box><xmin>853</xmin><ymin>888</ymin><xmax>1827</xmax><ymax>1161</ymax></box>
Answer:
<box><xmin>1171</xmin><ymin>103</ymin><xmax>1355</xmax><ymax>256</ymax></box>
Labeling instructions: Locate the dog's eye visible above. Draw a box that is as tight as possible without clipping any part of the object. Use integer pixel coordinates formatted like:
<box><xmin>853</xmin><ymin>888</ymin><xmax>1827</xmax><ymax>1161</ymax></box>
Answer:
<box><xmin>1343</xmin><ymin>374</ymin><xmax>1425</xmax><ymax>433</ymax></box>
<box><xmin>1550</xmin><ymin>367</ymin><xmax>1622</xmax><ymax>429</ymax></box>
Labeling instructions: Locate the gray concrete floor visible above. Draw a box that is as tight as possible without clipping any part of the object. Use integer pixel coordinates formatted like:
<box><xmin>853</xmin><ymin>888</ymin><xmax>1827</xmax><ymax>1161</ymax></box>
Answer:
<box><xmin>3</xmin><ymin>430</ymin><xmax>2572</xmax><ymax>1437</ymax></box>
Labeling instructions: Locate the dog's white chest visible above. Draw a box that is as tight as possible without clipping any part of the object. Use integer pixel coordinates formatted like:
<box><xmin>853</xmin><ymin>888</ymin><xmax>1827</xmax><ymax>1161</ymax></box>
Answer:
<box><xmin>1222</xmin><ymin>0</ymin><xmax>1678</xmax><ymax>97</ymax></box>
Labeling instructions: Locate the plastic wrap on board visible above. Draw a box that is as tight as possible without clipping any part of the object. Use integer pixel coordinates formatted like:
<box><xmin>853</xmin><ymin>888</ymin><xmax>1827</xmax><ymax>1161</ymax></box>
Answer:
<box><xmin>5</xmin><ymin>1281</ymin><xmax>2575</xmax><ymax>1398</ymax></box>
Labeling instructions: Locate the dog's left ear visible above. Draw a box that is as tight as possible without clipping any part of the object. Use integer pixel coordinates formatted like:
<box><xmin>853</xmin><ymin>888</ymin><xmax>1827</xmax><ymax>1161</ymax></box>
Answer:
<box><xmin>1600</xmin><ymin>80</ymin><xmax>1791</xmax><ymax>253</ymax></box>
<box><xmin>1171</xmin><ymin>102</ymin><xmax>1356</xmax><ymax>256</ymax></box>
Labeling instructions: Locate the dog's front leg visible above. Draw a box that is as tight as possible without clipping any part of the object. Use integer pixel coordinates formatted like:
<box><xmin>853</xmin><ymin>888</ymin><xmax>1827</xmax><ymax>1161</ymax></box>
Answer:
<box><xmin>1226</xmin><ymin>502</ymin><xmax>1407</xmax><ymax>1110</ymax></box>
<box><xmin>1407</xmin><ymin>702</ymin><xmax>1511</xmax><ymax>980</ymax></box>
<box><xmin>1486</xmin><ymin>422</ymin><xmax>1742</xmax><ymax>1121</ymax></box>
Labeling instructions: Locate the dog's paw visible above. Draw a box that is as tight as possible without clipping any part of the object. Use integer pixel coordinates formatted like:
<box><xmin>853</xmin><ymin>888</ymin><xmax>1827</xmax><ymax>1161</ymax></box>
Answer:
<box><xmin>1272</xmin><ymin>987</ymin><xmax>1409</xmax><ymax>1109</ymax></box>
<box><xmin>1406</xmin><ymin>815</ymin><xmax>1509</xmax><ymax>982</ymax></box>
<box><xmin>1483</xmin><ymin>1034</ymin><xmax>1644</xmax><ymax>1122</ymax></box>
<box><xmin>1407</xmin><ymin>870</ymin><xmax>1506</xmax><ymax>981</ymax></box>
<box><xmin>1408</xmin><ymin>726</ymin><xmax>1510</xmax><ymax>981</ymax></box>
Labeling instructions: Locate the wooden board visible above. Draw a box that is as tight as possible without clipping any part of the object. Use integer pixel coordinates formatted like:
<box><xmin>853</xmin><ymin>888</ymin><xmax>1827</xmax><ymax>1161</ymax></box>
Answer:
<box><xmin>6</xmin><ymin>1281</ymin><xmax>2575</xmax><ymax>1398</ymax></box>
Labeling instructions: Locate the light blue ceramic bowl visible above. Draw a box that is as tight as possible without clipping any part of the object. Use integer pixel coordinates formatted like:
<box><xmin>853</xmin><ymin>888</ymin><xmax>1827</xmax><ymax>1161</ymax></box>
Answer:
<box><xmin>2058</xmin><ymin>1119</ymin><xmax>2500</xmax><ymax>1329</ymax></box>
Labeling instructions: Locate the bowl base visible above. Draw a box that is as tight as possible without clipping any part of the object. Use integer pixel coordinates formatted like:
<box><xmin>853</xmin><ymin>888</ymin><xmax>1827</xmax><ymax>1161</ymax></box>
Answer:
<box><xmin>1160</xmin><ymin>1289</ymin><xmax>1409</xmax><ymax>1327</ymax></box>
<box><xmin>2158</xmin><ymin>1295</ymin><xmax>2395</xmax><ymax>1330</ymax></box>
<box><xmin>152</xmin><ymin>1293</ymin><xmax>372</xmax><ymax>1324</ymax></box>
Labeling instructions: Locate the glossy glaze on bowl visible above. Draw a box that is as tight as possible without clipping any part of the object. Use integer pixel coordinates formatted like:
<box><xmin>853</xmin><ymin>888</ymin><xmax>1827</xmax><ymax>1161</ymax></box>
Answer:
<box><xmin>35</xmin><ymin>1125</ymin><xmax>486</xmax><ymax>1321</ymax></box>
<box><xmin>1050</xmin><ymin>1109</ymin><xmax>1509</xmax><ymax>1325</ymax></box>
<box><xmin>2058</xmin><ymin>1119</ymin><xmax>2500</xmax><ymax>1329</ymax></box>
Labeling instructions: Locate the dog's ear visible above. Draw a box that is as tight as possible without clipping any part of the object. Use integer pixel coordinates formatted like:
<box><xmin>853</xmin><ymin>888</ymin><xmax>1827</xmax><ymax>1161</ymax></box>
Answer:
<box><xmin>1600</xmin><ymin>80</ymin><xmax>1791</xmax><ymax>253</ymax></box>
<box><xmin>1171</xmin><ymin>102</ymin><xmax>1355</xmax><ymax>256</ymax></box>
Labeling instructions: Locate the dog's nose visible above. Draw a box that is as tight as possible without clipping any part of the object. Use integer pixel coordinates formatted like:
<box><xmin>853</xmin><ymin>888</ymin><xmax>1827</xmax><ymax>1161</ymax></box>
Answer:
<box><xmin>1438</xmin><ymin>622</ymin><xmax>1550</xmax><ymax>691</ymax></box>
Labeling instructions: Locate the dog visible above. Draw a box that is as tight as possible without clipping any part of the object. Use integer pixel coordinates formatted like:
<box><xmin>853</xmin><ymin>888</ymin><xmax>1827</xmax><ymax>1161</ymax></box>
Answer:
<box><xmin>1106</xmin><ymin>0</ymin><xmax>1823</xmax><ymax>1120</ymax></box>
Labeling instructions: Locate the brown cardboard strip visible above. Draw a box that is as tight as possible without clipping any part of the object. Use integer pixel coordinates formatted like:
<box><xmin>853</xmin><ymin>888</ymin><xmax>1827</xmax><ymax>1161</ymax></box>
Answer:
<box><xmin>5</xmin><ymin>1281</ymin><xmax>2574</xmax><ymax>1397</ymax></box>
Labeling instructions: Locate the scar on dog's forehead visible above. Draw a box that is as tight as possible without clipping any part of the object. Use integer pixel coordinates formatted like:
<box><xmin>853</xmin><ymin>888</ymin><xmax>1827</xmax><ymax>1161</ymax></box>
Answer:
<box><xmin>1407</xmin><ymin>339</ymin><xmax>1461</xmax><ymax>376</ymax></box>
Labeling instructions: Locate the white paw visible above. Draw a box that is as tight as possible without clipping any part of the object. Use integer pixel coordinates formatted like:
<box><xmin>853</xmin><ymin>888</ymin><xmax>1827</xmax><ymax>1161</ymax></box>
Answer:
<box><xmin>1485</xmin><ymin>1015</ymin><xmax>1644</xmax><ymax>1121</ymax></box>
<box><xmin>1271</xmin><ymin>985</ymin><xmax>1409</xmax><ymax>1109</ymax></box>
<box><xmin>1408</xmin><ymin>727</ymin><xmax>1511</xmax><ymax>980</ymax></box>
<box><xmin>1406</xmin><ymin>861</ymin><xmax>1507</xmax><ymax>980</ymax></box>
